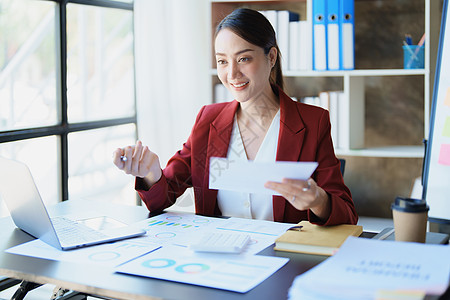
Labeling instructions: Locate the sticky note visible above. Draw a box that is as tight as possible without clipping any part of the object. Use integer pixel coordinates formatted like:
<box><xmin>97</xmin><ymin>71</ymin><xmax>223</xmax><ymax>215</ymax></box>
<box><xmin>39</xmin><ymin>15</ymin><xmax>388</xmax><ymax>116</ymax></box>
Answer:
<box><xmin>443</xmin><ymin>117</ymin><xmax>450</xmax><ymax>137</ymax></box>
<box><xmin>438</xmin><ymin>144</ymin><xmax>450</xmax><ymax>166</ymax></box>
<box><xmin>445</xmin><ymin>87</ymin><xmax>450</xmax><ymax>107</ymax></box>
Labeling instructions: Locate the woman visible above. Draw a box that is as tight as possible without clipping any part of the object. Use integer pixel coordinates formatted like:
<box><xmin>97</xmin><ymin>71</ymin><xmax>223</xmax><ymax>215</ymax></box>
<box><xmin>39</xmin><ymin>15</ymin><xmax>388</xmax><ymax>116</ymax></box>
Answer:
<box><xmin>113</xmin><ymin>8</ymin><xmax>357</xmax><ymax>225</ymax></box>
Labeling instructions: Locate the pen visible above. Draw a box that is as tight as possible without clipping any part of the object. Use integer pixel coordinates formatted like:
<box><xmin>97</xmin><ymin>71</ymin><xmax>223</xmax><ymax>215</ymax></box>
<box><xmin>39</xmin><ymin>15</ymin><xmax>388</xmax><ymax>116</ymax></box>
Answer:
<box><xmin>405</xmin><ymin>34</ymin><xmax>412</xmax><ymax>45</ymax></box>
<box><xmin>417</xmin><ymin>33</ymin><xmax>426</xmax><ymax>47</ymax></box>
<box><xmin>288</xmin><ymin>225</ymin><xmax>303</xmax><ymax>231</ymax></box>
<box><xmin>414</xmin><ymin>33</ymin><xmax>426</xmax><ymax>57</ymax></box>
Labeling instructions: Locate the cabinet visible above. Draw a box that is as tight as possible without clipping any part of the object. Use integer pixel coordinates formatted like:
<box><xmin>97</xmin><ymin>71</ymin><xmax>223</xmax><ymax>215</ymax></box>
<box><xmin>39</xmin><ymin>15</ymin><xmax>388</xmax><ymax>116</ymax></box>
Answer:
<box><xmin>209</xmin><ymin>0</ymin><xmax>441</xmax><ymax>159</ymax></box>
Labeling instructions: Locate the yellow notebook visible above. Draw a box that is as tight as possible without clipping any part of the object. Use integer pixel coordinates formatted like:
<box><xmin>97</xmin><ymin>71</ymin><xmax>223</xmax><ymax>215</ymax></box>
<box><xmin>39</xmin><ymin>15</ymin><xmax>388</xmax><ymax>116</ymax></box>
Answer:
<box><xmin>274</xmin><ymin>221</ymin><xmax>363</xmax><ymax>256</ymax></box>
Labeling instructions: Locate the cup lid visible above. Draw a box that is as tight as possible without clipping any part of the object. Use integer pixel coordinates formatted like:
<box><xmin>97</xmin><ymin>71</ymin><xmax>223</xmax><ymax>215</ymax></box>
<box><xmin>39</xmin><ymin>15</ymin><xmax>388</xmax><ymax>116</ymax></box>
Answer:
<box><xmin>391</xmin><ymin>197</ymin><xmax>429</xmax><ymax>213</ymax></box>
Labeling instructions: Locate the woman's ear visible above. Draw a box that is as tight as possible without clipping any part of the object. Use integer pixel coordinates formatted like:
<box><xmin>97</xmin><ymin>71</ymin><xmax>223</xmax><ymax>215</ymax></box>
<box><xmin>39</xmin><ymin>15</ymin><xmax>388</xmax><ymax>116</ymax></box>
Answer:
<box><xmin>269</xmin><ymin>47</ymin><xmax>278</xmax><ymax>68</ymax></box>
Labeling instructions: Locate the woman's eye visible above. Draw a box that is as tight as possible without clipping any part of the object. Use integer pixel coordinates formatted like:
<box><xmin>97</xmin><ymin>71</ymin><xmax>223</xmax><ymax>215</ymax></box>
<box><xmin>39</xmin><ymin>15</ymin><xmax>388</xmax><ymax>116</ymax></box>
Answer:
<box><xmin>239</xmin><ymin>57</ymin><xmax>250</xmax><ymax>62</ymax></box>
<box><xmin>217</xmin><ymin>59</ymin><xmax>226</xmax><ymax>65</ymax></box>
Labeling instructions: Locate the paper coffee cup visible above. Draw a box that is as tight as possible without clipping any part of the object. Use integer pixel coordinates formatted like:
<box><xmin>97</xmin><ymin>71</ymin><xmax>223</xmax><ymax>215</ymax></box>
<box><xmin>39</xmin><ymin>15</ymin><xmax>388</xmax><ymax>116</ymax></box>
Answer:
<box><xmin>391</xmin><ymin>197</ymin><xmax>429</xmax><ymax>243</ymax></box>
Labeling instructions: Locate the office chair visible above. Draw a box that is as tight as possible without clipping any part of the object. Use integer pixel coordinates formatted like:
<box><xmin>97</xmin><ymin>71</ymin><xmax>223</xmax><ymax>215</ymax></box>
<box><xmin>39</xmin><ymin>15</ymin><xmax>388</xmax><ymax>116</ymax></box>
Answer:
<box><xmin>339</xmin><ymin>158</ymin><xmax>346</xmax><ymax>176</ymax></box>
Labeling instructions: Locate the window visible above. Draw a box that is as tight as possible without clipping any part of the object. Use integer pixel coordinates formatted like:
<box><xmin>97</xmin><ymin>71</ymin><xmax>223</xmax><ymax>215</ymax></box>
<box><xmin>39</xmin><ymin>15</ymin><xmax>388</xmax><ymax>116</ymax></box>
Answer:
<box><xmin>0</xmin><ymin>0</ymin><xmax>137</xmax><ymax>217</ymax></box>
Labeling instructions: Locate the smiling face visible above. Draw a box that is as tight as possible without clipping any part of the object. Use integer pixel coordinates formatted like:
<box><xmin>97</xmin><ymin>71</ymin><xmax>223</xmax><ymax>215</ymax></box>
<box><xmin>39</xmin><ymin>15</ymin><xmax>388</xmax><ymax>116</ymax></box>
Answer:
<box><xmin>215</xmin><ymin>28</ymin><xmax>277</xmax><ymax>104</ymax></box>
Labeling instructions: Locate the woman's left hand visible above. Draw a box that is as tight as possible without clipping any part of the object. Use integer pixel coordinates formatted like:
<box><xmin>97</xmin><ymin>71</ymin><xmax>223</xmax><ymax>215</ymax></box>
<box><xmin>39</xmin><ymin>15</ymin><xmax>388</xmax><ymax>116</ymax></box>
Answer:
<box><xmin>264</xmin><ymin>178</ymin><xmax>331</xmax><ymax>220</ymax></box>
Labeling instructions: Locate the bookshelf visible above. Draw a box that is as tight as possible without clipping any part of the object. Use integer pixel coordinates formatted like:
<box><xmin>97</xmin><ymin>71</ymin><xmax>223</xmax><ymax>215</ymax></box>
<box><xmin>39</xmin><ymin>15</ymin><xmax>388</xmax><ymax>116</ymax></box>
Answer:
<box><xmin>209</xmin><ymin>0</ymin><xmax>441</xmax><ymax>159</ymax></box>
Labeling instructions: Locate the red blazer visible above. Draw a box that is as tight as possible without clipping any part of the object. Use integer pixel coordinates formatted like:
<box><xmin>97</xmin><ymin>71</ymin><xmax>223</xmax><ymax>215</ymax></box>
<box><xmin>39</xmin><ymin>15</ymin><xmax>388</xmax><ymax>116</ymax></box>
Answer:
<box><xmin>136</xmin><ymin>88</ymin><xmax>358</xmax><ymax>225</ymax></box>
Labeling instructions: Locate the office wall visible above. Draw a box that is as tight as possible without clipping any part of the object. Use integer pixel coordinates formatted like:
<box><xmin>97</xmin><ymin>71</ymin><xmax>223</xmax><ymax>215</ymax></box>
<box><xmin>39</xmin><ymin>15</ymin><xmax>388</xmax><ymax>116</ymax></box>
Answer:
<box><xmin>135</xmin><ymin>0</ymin><xmax>443</xmax><ymax>218</ymax></box>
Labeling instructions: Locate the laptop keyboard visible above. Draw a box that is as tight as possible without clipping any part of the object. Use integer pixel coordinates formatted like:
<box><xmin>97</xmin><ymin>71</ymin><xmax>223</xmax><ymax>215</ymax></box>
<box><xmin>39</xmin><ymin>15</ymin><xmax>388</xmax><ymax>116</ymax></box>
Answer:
<box><xmin>51</xmin><ymin>217</ymin><xmax>109</xmax><ymax>245</ymax></box>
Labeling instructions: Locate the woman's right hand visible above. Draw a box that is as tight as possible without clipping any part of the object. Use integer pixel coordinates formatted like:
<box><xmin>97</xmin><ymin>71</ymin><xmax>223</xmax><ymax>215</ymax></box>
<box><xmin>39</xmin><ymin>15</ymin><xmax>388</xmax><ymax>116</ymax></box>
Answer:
<box><xmin>113</xmin><ymin>140</ymin><xmax>162</xmax><ymax>186</ymax></box>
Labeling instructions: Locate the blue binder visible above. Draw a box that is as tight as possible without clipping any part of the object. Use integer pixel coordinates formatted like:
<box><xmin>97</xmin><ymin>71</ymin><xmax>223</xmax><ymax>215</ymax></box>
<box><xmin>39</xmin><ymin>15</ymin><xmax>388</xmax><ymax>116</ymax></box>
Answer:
<box><xmin>312</xmin><ymin>0</ymin><xmax>327</xmax><ymax>71</ymax></box>
<box><xmin>326</xmin><ymin>0</ymin><xmax>340</xmax><ymax>70</ymax></box>
<box><xmin>339</xmin><ymin>0</ymin><xmax>355</xmax><ymax>70</ymax></box>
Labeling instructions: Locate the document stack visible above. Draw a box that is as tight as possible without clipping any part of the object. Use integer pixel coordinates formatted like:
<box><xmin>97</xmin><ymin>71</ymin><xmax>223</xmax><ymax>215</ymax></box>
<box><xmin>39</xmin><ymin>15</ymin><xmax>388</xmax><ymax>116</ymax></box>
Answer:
<box><xmin>300</xmin><ymin>90</ymin><xmax>363</xmax><ymax>150</ymax></box>
<box><xmin>259</xmin><ymin>10</ymin><xmax>312</xmax><ymax>71</ymax></box>
<box><xmin>312</xmin><ymin>0</ymin><xmax>355</xmax><ymax>71</ymax></box>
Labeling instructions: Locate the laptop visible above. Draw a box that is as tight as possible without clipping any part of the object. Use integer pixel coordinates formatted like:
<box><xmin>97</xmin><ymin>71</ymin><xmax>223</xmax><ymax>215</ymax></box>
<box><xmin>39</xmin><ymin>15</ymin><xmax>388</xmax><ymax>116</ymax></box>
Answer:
<box><xmin>0</xmin><ymin>156</ymin><xmax>146</xmax><ymax>250</ymax></box>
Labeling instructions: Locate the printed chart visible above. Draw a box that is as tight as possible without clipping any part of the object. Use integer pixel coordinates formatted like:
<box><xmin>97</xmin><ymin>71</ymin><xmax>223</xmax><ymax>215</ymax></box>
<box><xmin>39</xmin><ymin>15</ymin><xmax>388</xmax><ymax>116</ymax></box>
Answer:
<box><xmin>132</xmin><ymin>213</ymin><xmax>293</xmax><ymax>254</ymax></box>
<box><xmin>116</xmin><ymin>245</ymin><xmax>289</xmax><ymax>293</ymax></box>
<box><xmin>133</xmin><ymin>212</ymin><xmax>230</xmax><ymax>247</ymax></box>
<box><xmin>7</xmin><ymin>212</ymin><xmax>294</xmax><ymax>293</ymax></box>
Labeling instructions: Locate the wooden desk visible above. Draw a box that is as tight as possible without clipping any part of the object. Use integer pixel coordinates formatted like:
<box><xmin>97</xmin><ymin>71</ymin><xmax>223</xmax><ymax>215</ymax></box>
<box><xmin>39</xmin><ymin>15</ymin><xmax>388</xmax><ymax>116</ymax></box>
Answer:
<box><xmin>2</xmin><ymin>200</ymin><xmax>448</xmax><ymax>300</ymax></box>
<box><xmin>0</xmin><ymin>200</ymin><xmax>328</xmax><ymax>300</ymax></box>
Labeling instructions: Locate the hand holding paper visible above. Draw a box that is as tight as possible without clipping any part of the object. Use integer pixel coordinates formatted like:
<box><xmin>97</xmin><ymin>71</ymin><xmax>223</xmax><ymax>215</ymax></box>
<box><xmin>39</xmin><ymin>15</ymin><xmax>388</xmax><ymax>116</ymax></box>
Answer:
<box><xmin>209</xmin><ymin>157</ymin><xmax>318</xmax><ymax>195</ymax></box>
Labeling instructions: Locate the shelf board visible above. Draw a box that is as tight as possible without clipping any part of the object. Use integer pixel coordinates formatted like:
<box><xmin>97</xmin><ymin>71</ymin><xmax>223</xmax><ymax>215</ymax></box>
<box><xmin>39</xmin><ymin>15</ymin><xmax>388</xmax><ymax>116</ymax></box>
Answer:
<box><xmin>335</xmin><ymin>146</ymin><xmax>425</xmax><ymax>158</ymax></box>
<box><xmin>285</xmin><ymin>68</ymin><xmax>427</xmax><ymax>77</ymax></box>
<box><xmin>211</xmin><ymin>0</ymin><xmax>306</xmax><ymax>2</ymax></box>
<box><xmin>211</xmin><ymin>68</ymin><xmax>427</xmax><ymax>77</ymax></box>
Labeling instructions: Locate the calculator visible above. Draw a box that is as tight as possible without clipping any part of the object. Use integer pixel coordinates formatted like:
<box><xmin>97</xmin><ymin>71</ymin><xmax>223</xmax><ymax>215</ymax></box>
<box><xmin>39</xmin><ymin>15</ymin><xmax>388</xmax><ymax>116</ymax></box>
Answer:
<box><xmin>189</xmin><ymin>232</ymin><xmax>251</xmax><ymax>254</ymax></box>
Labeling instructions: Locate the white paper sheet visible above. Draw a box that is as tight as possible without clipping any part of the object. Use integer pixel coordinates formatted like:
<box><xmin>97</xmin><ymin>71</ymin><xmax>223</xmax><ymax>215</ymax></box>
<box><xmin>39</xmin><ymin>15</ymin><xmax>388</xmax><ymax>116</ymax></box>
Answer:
<box><xmin>6</xmin><ymin>238</ymin><xmax>160</xmax><ymax>267</ymax></box>
<box><xmin>217</xmin><ymin>217</ymin><xmax>295</xmax><ymax>255</ymax></box>
<box><xmin>209</xmin><ymin>157</ymin><xmax>318</xmax><ymax>195</ymax></box>
<box><xmin>6</xmin><ymin>213</ymin><xmax>293</xmax><ymax>268</ymax></box>
<box><xmin>130</xmin><ymin>212</ymin><xmax>294</xmax><ymax>255</ymax></box>
<box><xmin>130</xmin><ymin>212</ymin><xmax>230</xmax><ymax>247</ymax></box>
<box><xmin>115</xmin><ymin>244</ymin><xmax>289</xmax><ymax>293</ymax></box>
<box><xmin>288</xmin><ymin>236</ymin><xmax>450</xmax><ymax>300</ymax></box>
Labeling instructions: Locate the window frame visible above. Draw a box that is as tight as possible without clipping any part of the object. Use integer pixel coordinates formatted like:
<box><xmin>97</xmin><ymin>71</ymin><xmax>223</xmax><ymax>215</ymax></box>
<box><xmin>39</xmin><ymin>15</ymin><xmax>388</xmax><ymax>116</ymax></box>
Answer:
<box><xmin>0</xmin><ymin>0</ymin><xmax>137</xmax><ymax>202</ymax></box>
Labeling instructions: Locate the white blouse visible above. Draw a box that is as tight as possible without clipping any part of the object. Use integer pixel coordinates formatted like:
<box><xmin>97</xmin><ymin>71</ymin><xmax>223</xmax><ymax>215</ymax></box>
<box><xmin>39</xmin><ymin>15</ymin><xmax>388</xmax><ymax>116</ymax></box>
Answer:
<box><xmin>217</xmin><ymin>110</ymin><xmax>280</xmax><ymax>221</ymax></box>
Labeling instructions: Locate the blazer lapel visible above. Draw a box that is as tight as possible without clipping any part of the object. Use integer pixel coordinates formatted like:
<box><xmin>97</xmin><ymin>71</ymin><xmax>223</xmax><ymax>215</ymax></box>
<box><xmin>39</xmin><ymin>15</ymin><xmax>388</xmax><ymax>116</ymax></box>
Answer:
<box><xmin>273</xmin><ymin>90</ymin><xmax>306</xmax><ymax>222</ymax></box>
<box><xmin>202</xmin><ymin>101</ymin><xmax>239</xmax><ymax>215</ymax></box>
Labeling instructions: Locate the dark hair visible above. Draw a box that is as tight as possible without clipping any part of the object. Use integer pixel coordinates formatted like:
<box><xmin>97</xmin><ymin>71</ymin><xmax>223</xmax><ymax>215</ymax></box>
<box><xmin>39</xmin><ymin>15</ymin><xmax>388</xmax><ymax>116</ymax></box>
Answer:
<box><xmin>215</xmin><ymin>8</ymin><xmax>284</xmax><ymax>91</ymax></box>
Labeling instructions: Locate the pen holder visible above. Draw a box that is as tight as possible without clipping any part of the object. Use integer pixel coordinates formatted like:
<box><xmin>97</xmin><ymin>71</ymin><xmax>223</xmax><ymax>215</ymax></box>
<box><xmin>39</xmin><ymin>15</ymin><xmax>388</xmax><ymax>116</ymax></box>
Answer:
<box><xmin>403</xmin><ymin>45</ymin><xmax>424</xmax><ymax>69</ymax></box>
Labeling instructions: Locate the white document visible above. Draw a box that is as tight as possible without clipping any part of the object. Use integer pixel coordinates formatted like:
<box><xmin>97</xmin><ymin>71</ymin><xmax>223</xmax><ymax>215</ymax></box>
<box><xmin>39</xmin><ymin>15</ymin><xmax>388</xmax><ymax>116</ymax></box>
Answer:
<box><xmin>7</xmin><ymin>238</ymin><xmax>160</xmax><ymax>268</ymax></box>
<box><xmin>130</xmin><ymin>212</ymin><xmax>230</xmax><ymax>248</ymax></box>
<box><xmin>209</xmin><ymin>157</ymin><xmax>318</xmax><ymax>195</ymax></box>
<box><xmin>129</xmin><ymin>212</ymin><xmax>293</xmax><ymax>255</ymax></box>
<box><xmin>288</xmin><ymin>236</ymin><xmax>450</xmax><ymax>300</ymax></box>
<box><xmin>116</xmin><ymin>245</ymin><xmax>289</xmax><ymax>293</ymax></box>
<box><xmin>217</xmin><ymin>217</ymin><xmax>295</xmax><ymax>255</ymax></box>
<box><xmin>6</xmin><ymin>212</ymin><xmax>292</xmax><ymax>269</ymax></box>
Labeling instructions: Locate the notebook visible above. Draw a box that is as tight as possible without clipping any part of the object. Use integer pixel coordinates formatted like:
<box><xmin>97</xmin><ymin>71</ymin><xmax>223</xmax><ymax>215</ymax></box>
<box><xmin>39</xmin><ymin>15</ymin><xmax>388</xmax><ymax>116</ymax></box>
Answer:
<box><xmin>274</xmin><ymin>221</ymin><xmax>363</xmax><ymax>256</ymax></box>
<box><xmin>0</xmin><ymin>156</ymin><xmax>146</xmax><ymax>250</ymax></box>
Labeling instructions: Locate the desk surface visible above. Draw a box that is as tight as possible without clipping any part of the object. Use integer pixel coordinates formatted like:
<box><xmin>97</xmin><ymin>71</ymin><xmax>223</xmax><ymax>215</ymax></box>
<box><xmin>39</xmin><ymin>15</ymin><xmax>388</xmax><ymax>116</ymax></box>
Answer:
<box><xmin>2</xmin><ymin>200</ymin><xmax>448</xmax><ymax>300</ymax></box>
<box><xmin>0</xmin><ymin>200</ymin><xmax>331</xmax><ymax>300</ymax></box>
